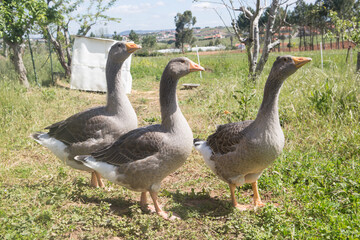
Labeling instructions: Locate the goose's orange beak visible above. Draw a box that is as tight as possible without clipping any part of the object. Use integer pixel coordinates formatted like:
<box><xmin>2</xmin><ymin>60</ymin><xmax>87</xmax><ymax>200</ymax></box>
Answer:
<box><xmin>126</xmin><ymin>42</ymin><xmax>142</xmax><ymax>53</ymax></box>
<box><xmin>189</xmin><ymin>60</ymin><xmax>205</xmax><ymax>72</ymax></box>
<box><xmin>292</xmin><ymin>56</ymin><xmax>312</xmax><ymax>69</ymax></box>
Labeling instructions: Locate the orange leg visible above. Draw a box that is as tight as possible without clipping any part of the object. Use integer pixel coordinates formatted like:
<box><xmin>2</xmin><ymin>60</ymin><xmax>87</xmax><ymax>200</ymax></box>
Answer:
<box><xmin>229</xmin><ymin>183</ymin><xmax>250</xmax><ymax>211</ymax></box>
<box><xmin>252</xmin><ymin>181</ymin><xmax>265</xmax><ymax>207</ymax></box>
<box><xmin>94</xmin><ymin>171</ymin><xmax>105</xmax><ymax>188</ymax></box>
<box><xmin>90</xmin><ymin>172</ymin><xmax>99</xmax><ymax>188</ymax></box>
<box><xmin>140</xmin><ymin>192</ymin><xmax>147</xmax><ymax>208</ymax></box>
<box><xmin>229</xmin><ymin>183</ymin><xmax>238</xmax><ymax>207</ymax></box>
<box><xmin>149</xmin><ymin>191</ymin><xmax>179</xmax><ymax>221</ymax></box>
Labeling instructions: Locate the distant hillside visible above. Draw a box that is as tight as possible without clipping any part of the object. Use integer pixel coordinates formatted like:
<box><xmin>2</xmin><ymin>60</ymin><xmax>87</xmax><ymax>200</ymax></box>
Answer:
<box><xmin>119</xmin><ymin>26</ymin><xmax>229</xmax><ymax>36</ymax></box>
<box><xmin>120</xmin><ymin>29</ymin><xmax>174</xmax><ymax>35</ymax></box>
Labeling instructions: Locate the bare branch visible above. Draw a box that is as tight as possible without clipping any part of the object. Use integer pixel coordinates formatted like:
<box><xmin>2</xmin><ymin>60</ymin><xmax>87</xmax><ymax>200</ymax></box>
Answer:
<box><xmin>268</xmin><ymin>39</ymin><xmax>280</xmax><ymax>49</ymax></box>
<box><xmin>240</xmin><ymin>6</ymin><xmax>253</xmax><ymax>18</ymax></box>
<box><xmin>273</xmin><ymin>2</ymin><xmax>293</xmax><ymax>34</ymax></box>
<box><xmin>212</xmin><ymin>8</ymin><xmax>233</xmax><ymax>35</ymax></box>
<box><xmin>222</xmin><ymin>0</ymin><xmax>237</xmax><ymax>21</ymax></box>
<box><xmin>194</xmin><ymin>0</ymin><xmax>232</xmax><ymax>9</ymax></box>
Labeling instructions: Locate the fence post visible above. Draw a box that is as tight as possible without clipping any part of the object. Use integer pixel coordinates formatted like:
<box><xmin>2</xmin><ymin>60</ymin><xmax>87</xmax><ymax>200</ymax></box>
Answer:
<box><xmin>196</xmin><ymin>45</ymin><xmax>202</xmax><ymax>78</ymax></box>
<box><xmin>27</xmin><ymin>33</ymin><xmax>40</xmax><ymax>87</ymax></box>
<box><xmin>320</xmin><ymin>41</ymin><xmax>323</xmax><ymax>71</ymax></box>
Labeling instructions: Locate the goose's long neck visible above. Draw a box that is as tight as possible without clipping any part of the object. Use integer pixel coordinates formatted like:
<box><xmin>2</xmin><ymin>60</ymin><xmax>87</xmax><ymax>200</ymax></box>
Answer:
<box><xmin>105</xmin><ymin>60</ymin><xmax>132</xmax><ymax>115</ymax></box>
<box><xmin>160</xmin><ymin>71</ymin><xmax>188</xmax><ymax>132</ymax></box>
<box><xmin>255</xmin><ymin>74</ymin><xmax>284</xmax><ymax>125</ymax></box>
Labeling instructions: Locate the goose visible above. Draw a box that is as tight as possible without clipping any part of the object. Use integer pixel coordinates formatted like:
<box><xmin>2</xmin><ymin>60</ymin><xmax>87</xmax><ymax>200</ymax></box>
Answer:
<box><xmin>74</xmin><ymin>57</ymin><xmax>204</xmax><ymax>220</ymax></box>
<box><xmin>31</xmin><ymin>42</ymin><xmax>141</xmax><ymax>188</ymax></box>
<box><xmin>194</xmin><ymin>56</ymin><xmax>311</xmax><ymax>210</ymax></box>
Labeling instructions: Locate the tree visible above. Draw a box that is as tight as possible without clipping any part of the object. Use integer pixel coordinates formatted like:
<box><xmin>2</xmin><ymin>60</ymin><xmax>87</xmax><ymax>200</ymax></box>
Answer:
<box><xmin>76</xmin><ymin>0</ymin><xmax>120</xmax><ymax>36</ymax></box>
<box><xmin>112</xmin><ymin>31</ymin><xmax>123</xmax><ymax>41</ymax></box>
<box><xmin>174</xmin><ymin>10</ymin><xmax>196</xmax><ymax>53</ymax></box>
<box><xmin>142</xmin><ymin>35</ymin><xmax>157</xmax><ymax>49</ymax></box>
<box><xmin>129</xmin><ymin>30</ymin><xmax>139</xmax><ymax>43</ymax></box>
<box><xmin>0</xmin><ymin>0</ymin><xmax>47</xmax><ymax>88</ymax></box>
<box><xmin>329</xmin><ymin>10</ymin><xmax>360</xmax><ymax>71</ymax></box>
<box><xmin>317</xmin><ymin>0</ymin><xmax>355</xmax><ymax>49</ymax></box>
<box><xmin>41</xmin><ymin>0</ymin><xmax>121</xmax><ymax>78</ymax></box>
<box><xmin>41</xmin><ymin>0</ymin><xmax>75</xmax><ymax>78</ymax></box>
<box><xmin>196</xmin><ymin>0</ymin><xmax>286</xmax><ymax>80</ymax></box>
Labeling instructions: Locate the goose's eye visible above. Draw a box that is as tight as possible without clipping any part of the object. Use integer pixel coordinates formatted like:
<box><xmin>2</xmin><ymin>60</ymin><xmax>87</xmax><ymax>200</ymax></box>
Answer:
<box><xmin>180</xmin><ymin>60</ymin><xmax>185</xmax><ymax>63</ymax></box>
<box><xmin>283</xmin><ymin>58</ymin><xmax>287</xmax><ymax>62</ymax></box>
<box><xmin>118</xmin><ymin>44</ymin><xmax>122</xmax><ymax>47</ymax></box>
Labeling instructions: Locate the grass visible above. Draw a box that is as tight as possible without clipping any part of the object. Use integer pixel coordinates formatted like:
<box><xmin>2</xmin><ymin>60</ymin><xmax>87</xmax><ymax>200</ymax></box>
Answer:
<box><xmin>0</xmin><ymin>47</ymin><xmax>359</xmax><ymax>239</ymax></box>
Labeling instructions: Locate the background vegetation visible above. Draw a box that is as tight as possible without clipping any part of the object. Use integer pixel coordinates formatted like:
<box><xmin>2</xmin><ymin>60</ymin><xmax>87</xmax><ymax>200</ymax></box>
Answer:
<box><xmin>0</xmin><ymin>46</ymin><xmax>359</xmax><ymax>239</ymax></box>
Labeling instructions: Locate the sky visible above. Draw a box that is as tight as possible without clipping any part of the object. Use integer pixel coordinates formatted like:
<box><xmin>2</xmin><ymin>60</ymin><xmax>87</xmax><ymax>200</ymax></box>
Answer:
<box><xmin>71</xmin><ymin>0</ymin><xmax>316</xmax><ymax>35</ymax></box>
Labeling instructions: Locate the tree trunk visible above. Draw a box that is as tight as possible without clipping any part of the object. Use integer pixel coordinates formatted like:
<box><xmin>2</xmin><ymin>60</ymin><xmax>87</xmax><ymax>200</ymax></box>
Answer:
<box><xmin>330</xmin><ymin>38</ymin><xmax>333</xmax><ymax>49</ymax></box>
<box><xmin>278</xmin><ymin>27</ymin><xmax>281</xmax><ymax>52</ymax></box>
<box><xmin>309</xmin><ymin>26</ymin><xmax>312</xmax><ymax>50</ymax></box>
<box><xmin>256</xmin><ymin>0</ymin><xmax>279</xmax><ymax>76</ymax></box>
<box><xmin>232</xmin><ymin>0</ymin><xmax>278</xmax><ymax>80</ymax></box>
<box><xmin>346</xmin><ymin>46</ymin><xmax>352</xmax><ymax>64</ymax></box>
<box><xmin>304</xmin><ymin>27</ymin><xmax>307</xmax><ymax>51</ymax></box>
<box><xmin>46</xmin><ymin>26</ymin><xmax>71</xmax><ymax>78</ymax></box>
<box><xmin>2</xmin><ymin>40</ymin><xmax>8</xmax><ymax>57</ymax></box>
<box><xmin>288</xmin><ymin>26</ymin><xmax>291</xmax><ymax>52</ymax></box>
<box><xmin>246</xmin><ymin>42</ymin><xmax>256</xmax><ymax>80</ymax></box>
<box><xmin>357</xmin><ymin>51</ymin><xmax>360</xmax><ymax>72</ymax></box>
<box><xmin>63</xmin><ymin>26</ymin><xmax>72</xmax><ymax>69</ymax></box>
<box><xmin>299</xmin><ymin>28</ymin><xmax>302</xmax><ymax>51</ymax></box>
<box><xmin>288</xmin><ymin>36</ymin><xmax>291</xmax><ymax>52</ymax></box>
<box><xmin>8</xmin><ymin>42</ymin><xmax>30</xmax><ymax>88</ymax></box>
<box><xmin>247</xmin><ymin>0</ymin><xmax>264</xmax><ymax>80</ymax></box>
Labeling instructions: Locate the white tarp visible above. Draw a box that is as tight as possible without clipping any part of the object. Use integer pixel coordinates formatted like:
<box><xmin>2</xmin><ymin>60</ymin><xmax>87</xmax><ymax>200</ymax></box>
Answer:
<box><xmin>70</xmin><ymin>36</ymin><xmax>133</xmax><ymax>93</ymax></box>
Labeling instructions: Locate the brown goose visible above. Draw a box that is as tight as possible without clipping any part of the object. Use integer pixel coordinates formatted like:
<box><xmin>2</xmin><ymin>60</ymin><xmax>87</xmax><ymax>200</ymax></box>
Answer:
<box><xmin>74</xmin><ymin>57</ymin><xmax>204</xmax><ymax>220</ymax></box>
<box><xmin>194</xmin><ymin>56</ymin><xmax>311</xmax><ymax>210</ymax></box>
<box><xmin>31</xmin><ymin>42</ymin><xmax>141</xmax><ymax>188</ymax></box>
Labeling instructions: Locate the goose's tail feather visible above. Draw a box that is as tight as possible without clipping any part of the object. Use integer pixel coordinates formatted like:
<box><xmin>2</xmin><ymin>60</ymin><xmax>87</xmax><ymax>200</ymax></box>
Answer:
<box><xmin>30</xmin><ymin>132</ymin><xmax>47</xmax><ymax>142</ymax></box>
<box><xmin>193</xmin><ymin>138</ymin><xmax>204</xmax><ymax>147</ymax></box>
<box><xmin>193</xmin><ymin>138</ymin><xmax>216</xmax><ymax>173</ymax></box>
<box><xmin>74</xmin><ymin>155</ymin><xmax>119</xmax><ymax>183</ymax></box>
<box><xmin>74</xmin><ymin>155</ymin><xmax>94</xmax><ymax>164</ymax></box>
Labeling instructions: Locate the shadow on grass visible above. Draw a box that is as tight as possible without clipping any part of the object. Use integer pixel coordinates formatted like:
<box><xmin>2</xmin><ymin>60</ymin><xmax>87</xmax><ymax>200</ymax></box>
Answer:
<box><xmin>165</xmin><ymin>190</ymin><xmax>234</xmax><ymax>219</ymax></box>
<box><xmin>67</xmin><ymin>178</ymin><xmax>136</xmax><ymax>216</ymax></box>
<box><xmin>78</xmin><ymin>194</ymin><xmax>134</xmax><ymax>216</ymax></box>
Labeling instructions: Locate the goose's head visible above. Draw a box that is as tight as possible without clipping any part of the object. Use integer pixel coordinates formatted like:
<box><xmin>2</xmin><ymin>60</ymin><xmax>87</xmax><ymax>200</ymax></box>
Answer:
<box><xmin>108</xmin><ymin>42</ymin><xmax>141</xmax><ymax>63</ymax></box>
<box><xmin>166</xmin><ymin>57</ymin><xmax>205</xmax><ymax>78</ymax></box>
<box><xmin>270</xmin><ymin>55</ymin><xmax>312</xmax><ymax>82</ymax></box>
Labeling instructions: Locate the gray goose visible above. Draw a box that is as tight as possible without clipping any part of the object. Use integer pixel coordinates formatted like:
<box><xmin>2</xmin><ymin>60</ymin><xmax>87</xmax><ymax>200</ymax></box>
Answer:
<box><xmin>31</xmin><ymin>42</ymin><xmax>141</xmax><ymax>188</ymax></box>
<box><xmin>74</xmin><ymin>57</ymin><xmax>204</xmax><ymax>220</ymax></box>
<box><xmin>194</xmin><ymin>56</ymin><xmax>311</xmax><ymax>210</ymax></box>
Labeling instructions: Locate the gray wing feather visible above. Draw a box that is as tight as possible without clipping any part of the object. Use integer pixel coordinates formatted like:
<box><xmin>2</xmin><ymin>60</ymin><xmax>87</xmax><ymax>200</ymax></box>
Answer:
<box><xmin>91</xmin><ymin>125</ymin><xmax>163</xmax><ymax>166</ymax></box>
<box><xmin>46</xmin><ymin>107</ymin><xmax>109</xmax><ymax>145</ymax></box>
<box><xmin>207</xmin><ymin>120</ymin><xmax>253</xmax><ymax>154</ymax></box>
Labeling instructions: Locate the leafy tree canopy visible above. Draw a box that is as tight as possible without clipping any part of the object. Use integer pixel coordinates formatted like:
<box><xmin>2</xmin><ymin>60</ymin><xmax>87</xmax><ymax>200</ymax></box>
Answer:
<box><xmin>174</xmin><ymin>10</ymin><xmax>196</xmax><ymax>51</ymax></box>
<box><xmin>0</xmin><ymin>0</ymin><xmax>48</xmax><ymax>43</ymax></box>
<box><xmin>129</xmin><ymin>30</ymin><xmax>139</xmax><ymax>43</ymax></box>
<box><xmin>142</xmin><ymin>35</ymin><xmax>157</xmax><ymax>48</ymax></box>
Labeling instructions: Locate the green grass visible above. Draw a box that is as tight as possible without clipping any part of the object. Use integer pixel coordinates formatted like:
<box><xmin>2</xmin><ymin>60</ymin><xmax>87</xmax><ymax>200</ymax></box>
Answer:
<box><xmin>0</xmin><ymin>48</ymin><xmax>359</xmax><ymax>239</ymax></box>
